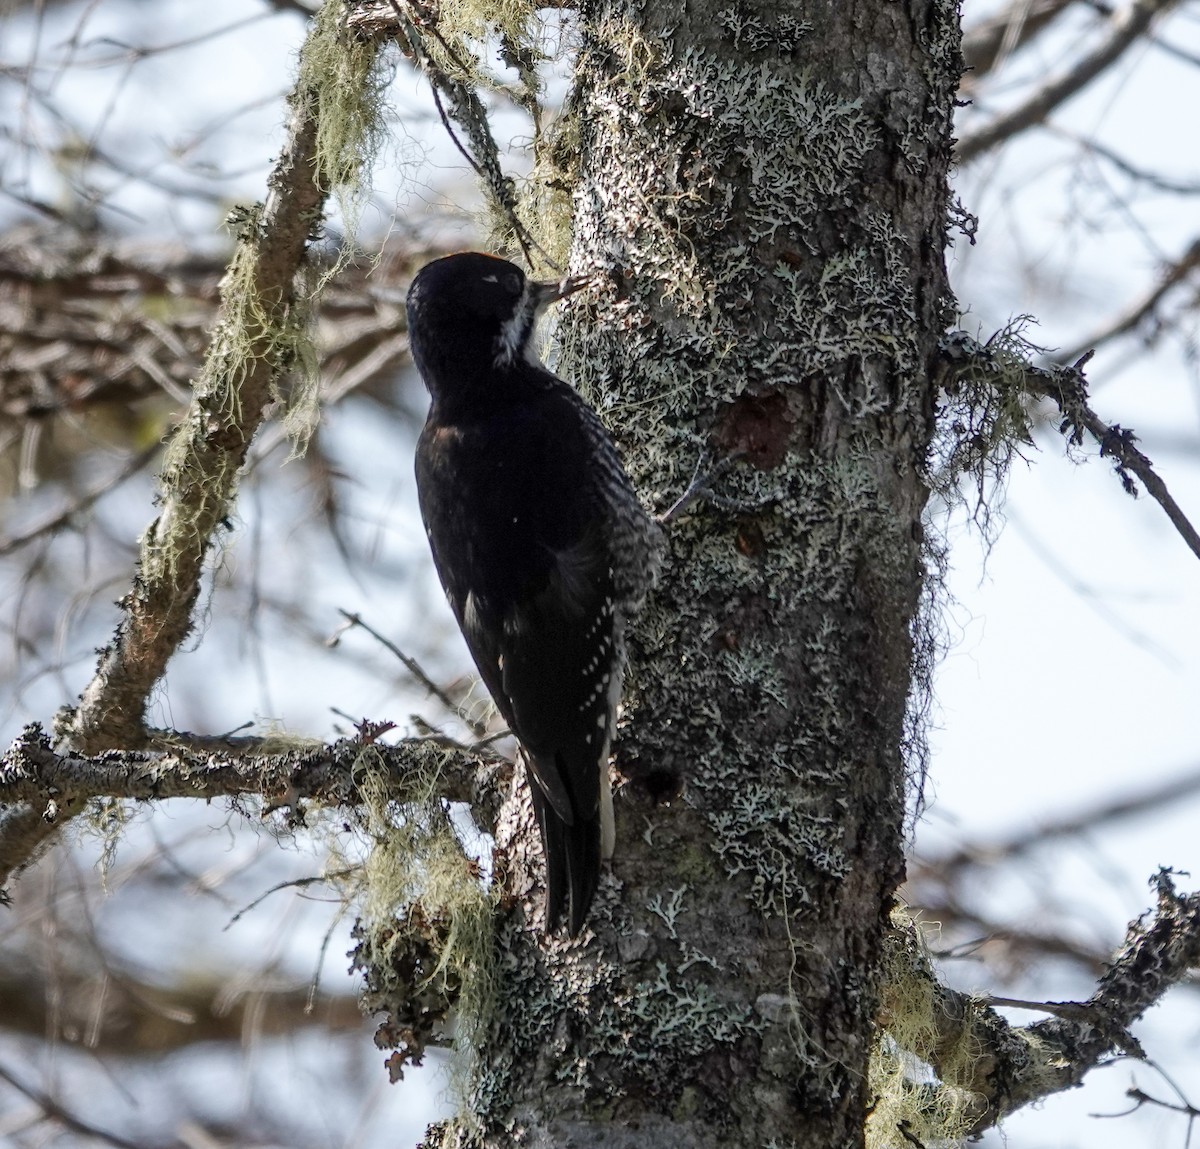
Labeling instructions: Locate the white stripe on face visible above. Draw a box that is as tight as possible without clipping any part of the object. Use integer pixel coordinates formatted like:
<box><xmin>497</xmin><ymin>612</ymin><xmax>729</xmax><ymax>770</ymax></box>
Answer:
<box><xmin>495</xmin><ymin>280</ymin><xmax>536</xmax><ymax>367</ymax></box>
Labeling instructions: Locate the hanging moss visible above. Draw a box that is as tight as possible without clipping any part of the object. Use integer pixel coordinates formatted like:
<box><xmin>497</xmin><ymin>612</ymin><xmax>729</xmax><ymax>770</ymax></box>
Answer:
<box><xmin>867</xmin><ymin>912</ymin><xmax>988</xmax><ymax>1149</ymax></box>
<box><xmin>341</xmin><ymin>746</ymin><xmax>498</xmax><ymax>1123</ymax></box>
<box><xmin>297</xmin><ymin>0</ymin><xmax>393</xmax><ymax>236</ymax></box>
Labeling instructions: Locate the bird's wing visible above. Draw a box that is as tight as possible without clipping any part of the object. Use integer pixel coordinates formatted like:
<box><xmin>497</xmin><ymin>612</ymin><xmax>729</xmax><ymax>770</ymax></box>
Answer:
<box><xmin>429</xmin><ymin>520</ymin><xmax>614</xmax><ymax>828</ymax></box>
<box><xmin>414</xmin><ymin>393</ymin><xmax>619</xmax><ymax>828</ymax></box>
<box><xmin>496</xmin><ymin>522</ymin><xmax>616</xmax><ymax>825</ymax></box>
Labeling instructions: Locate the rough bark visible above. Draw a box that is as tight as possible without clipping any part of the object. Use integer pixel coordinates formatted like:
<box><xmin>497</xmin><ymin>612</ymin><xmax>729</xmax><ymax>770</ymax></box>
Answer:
<box><xmin>425</xmin><ymin>1</ymin><xmax>960</xmax><ymax>1145</ymax></box>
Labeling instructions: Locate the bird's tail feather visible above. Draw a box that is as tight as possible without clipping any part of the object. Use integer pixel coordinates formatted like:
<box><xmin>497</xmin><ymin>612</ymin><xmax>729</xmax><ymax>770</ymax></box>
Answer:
<box><xmin>532</xmin><ymin>787</ymin><xmax>600</xmax><ymax>936</ymax></box>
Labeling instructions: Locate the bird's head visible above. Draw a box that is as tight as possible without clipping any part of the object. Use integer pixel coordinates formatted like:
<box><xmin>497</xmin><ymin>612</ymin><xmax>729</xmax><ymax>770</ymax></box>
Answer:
<box><xmin>406</xmin><ymin>252</ymin><xmax>589</xmax><ymax>395</ymax></box>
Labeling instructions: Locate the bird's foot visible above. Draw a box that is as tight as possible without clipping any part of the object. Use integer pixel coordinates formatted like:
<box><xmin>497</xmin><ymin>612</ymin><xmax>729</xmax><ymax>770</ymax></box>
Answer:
<box><xmin>658</xmin><ymin>447</ymin><xmax>769</xmax><ymax>523</ymax></box>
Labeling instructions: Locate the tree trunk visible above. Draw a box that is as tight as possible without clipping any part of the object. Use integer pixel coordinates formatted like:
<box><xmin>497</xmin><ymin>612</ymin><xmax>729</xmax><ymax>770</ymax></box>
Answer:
<box><xmin>427</xmin><ymin>1</ymin><xmax>959</xmax><ymax>1144</ymax></box>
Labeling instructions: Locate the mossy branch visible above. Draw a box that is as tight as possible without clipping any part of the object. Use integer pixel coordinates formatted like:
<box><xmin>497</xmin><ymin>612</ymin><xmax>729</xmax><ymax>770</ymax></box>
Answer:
<box><xmin>346</xmin><ymin>0</ymin><xmax>550</xmax><ymax>264</ymax></box>
<box><xmin>0</xmin><ymin>722</ymin><xmax>508</xmax><ymax>897</ymax></box>
<box><xmin>937</xmin><ymin>330</ymin><xmax>1200</xmax><ymax>562</ymax></box>
<box><xmin>878</xmin><ymin>872</ymin><xmax>1200</xmax><ymax>1137</ymax></box>
<box><xmin>58</xmin><ymin>8</ymin><xmax>383</xmax><ymax>758</ymax></box>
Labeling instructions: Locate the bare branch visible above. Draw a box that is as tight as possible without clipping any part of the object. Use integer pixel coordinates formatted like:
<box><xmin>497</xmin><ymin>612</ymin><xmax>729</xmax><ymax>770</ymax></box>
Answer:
<box><xmin>915</xmin><ymin>893</ymin><xmax>1113</xmax><ymax>975</ymax></box>
<box><xmin>914</xmin><ymin>761</ymin><xmax>1200</xmax><ymax>879</ymax></box>
<box><xmin>0</xmin><ymin>958</ymin><xmax>365</xmax><ymax>1054</ymax></box>
<box><xmin>888</xmin><ymin>872</ymin><xmax>1200</xmax><ymax>1134</ymax></box>
<box><xmin>0</xmin><ymin>1061</ymin><xmax>159</xmax><ymax>1149</ymax></box>
<box><xmin>961</xmin><ymin>0</ymin><xmax>1078</xmax><ymax>80</ymax></box>
<box><xmin>0</xmin><ymin>723</ymin><xmax>509</xmax><ymax>896</ymax></box>
<box><xmin>938</xmin><ymin>331</ymin><xmax>1200</xmax><ymax>562</ymax></box>
<box><xmin>1100</xmin><ymin>1084</ymin><xmax>1200</xmax><ymax>1125</ymax></box>
<box><xmin>1053</xmin><ymin>236</ymin><xmax>1200</xmax><ymax>366</ymax></box>
<box><xmin>957</xmin><ymin>0</ymin><xmax>1181</xmax><ymax>165</ymax></box>
<box><xmin>1050</xmin><ymin>128</ymin><xmax>1200</xmax><ymax>196</ymax></box>
<box><xmin>0</xmin><ymin>445</ymin><xmax>161</xmax><ymax>557</ymax></box>
<box><xmin>0</xmin><ymin>231</ymin><xmax>219</xmax><ymax>423</ymax></box>
<box><xmin>1151</xmin><ymin>31</ymin><xmax>1200</xmax><ymax>68</ymax></box>
<box><xmin>0</xmin><ymin>230</ymin><xmax>418</xmax><ymax>436</ymax></box>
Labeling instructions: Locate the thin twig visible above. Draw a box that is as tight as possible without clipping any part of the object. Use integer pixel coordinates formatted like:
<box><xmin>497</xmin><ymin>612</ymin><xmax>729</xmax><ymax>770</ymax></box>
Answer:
<box><xmin>1052</xmin><ymin>236</ymin><xmax>1200</xmax><ymax>366</ymax></box>
<box><xmin>985</xmin><ymin>995</ymin><xmax>1107</xmax><ymax>1020</ymax></box>
<box><xmin>224</xmin><ymin>867</ymin><xmax>358</xmax><ymax>928</ymax></box>
<box><xmin>335</xmin><ymin>609</ymin><xmax>488</xmax><ymax>737</ymax></box>
<box><xmin>915</xmin><ymin>760</ymin><xmax>1200</xmax><ymax>878</ymax></box>
<box><xmin>1051</xmin><ymin>127</ymin><xmax>1200</xmax><ymax>196</ymax></box>
<box><xmin>360</xmin><ymin>0</ymin><xmax>558</xmax><ymax>270</ymax></box>
<box><xmin>916</xmin><ymin>894</ymin><xmax>1111</xmax><ymax>975</ymax></box>
<box><xmin>0</xmin><ymin>1062</ymin><xmax>156</xmax><ymax>1149</ymax></box>
<box><xmin>0</xmin><ymin>445</ymin><xmax>160</xmax><ymax>557</ymax></box>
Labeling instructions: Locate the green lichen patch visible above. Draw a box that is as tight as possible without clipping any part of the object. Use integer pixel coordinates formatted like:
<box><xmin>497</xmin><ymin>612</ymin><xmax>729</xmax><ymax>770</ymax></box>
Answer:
<box><xmin>930</xmin><ymin>318</ymin><xmax>1047</xmax><ymax>538</ymax></box>
<box><xmin>459</xmin><ymin>909</ymin><xmax>761</xmax><ymax>1133</ymax></box>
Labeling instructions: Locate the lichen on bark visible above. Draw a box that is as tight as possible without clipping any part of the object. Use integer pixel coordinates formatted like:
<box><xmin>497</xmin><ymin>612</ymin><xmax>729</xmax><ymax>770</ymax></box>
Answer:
<box><xmin>423</xmin><ymin>0</ymin><xmax>964</xmax><ymax>1146</ymax></box>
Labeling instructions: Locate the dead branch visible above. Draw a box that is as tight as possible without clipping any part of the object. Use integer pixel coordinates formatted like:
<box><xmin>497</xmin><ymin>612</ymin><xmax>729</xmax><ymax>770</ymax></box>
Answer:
<box><xmin>938</xmin><ymin>331</ymin><xmax>1200</xmax><ymax>562</ymax></box>
<box><xmin>957</xmin><ymin>0</ymin><xmax>1181</xmax><ymax>165</ymax></box>
<box><xmin>0</xmin><ymin>723</ymin><xmax>509</xmax><ymax>897</ymax></box>
<box><xmin>887</xmin><ymin>872</ymin><xmax>1200</xmax><ymax>1134</ymax></box>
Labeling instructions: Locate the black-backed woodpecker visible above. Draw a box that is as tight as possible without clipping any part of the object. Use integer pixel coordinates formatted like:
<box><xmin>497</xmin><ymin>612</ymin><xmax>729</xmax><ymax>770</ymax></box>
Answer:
<box><xmin>408</xmin><ymin>252</ymin><xmax>661</xmax><ymax>936</ymax></box>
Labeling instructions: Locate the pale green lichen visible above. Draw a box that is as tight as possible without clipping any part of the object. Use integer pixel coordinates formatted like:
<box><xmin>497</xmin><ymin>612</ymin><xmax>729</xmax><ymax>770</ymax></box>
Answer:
<box><xmin>930</xmin><ymin>316</ymin><xmax>1047</xmax><ymax>539</ymax></box>
<box><xmin>866</xmin><ymin>912</ymin><xmax>988</xmax><ymax>1149</ymax></box>
<box><xmin>86</xmin><ymin>796</ymin><xmax>134</xmax><ymax>892</ymax></box>
<box><xmin>297</xmin><ymin>0</ymin><xmax>392</xmax><ymax>241</ymax></box>
<box><xmin>339</xmin><ymin>746</ymin><xmax>497</xmax><ymax>1121</ymax></box>
<box><xmin>459</xmin><ymin>910</ymin><xmax>762</xmax><ymax>1125</ymax></box>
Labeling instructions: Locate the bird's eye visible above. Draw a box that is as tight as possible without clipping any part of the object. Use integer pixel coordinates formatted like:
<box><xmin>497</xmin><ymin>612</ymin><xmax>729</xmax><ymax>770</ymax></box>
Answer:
<box><xmin>503</xmin><ymin>272</ymin><xmax>523</xmax><ymax>296</ymax></box>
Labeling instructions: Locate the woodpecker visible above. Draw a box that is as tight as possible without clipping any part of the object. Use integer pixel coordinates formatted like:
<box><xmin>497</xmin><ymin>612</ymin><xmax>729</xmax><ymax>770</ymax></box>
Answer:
<box><xmin>408</xmin><ymin>252</ymin><xmax>661</xmax><ymax>936</ymax></box>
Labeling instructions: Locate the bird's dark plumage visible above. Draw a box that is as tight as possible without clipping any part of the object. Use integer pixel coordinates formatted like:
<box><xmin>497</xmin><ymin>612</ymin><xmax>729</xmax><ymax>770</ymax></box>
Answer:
<box><xmin>408</xmin><ymin>252</ymin><xmax>660</xmax><ymax>936</ymax></box>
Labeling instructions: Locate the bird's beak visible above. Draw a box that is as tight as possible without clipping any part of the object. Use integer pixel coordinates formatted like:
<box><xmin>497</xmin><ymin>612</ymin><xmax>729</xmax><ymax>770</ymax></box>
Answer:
<box><xmin>530</xmin><ymin>272</ymin><xmax>594</xmax><ymax>312</ymax></box>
